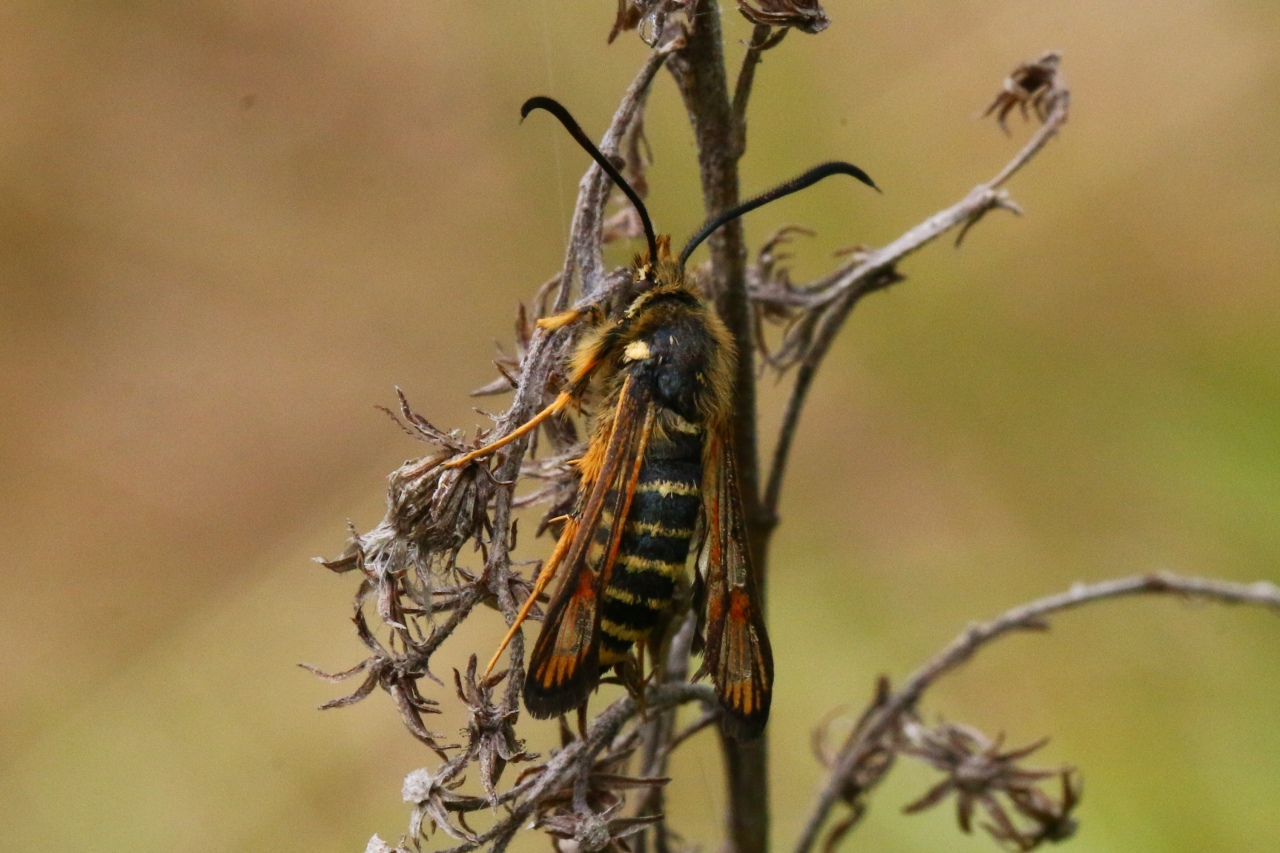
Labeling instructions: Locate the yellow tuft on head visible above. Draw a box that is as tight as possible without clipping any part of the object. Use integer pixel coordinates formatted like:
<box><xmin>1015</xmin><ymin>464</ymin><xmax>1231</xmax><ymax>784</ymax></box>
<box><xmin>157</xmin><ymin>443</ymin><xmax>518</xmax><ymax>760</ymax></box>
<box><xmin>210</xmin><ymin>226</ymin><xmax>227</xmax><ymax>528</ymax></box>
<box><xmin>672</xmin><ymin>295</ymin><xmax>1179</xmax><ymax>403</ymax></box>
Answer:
<box><xmin>634</xmin><ymin>234</ymin><xmax>675</xmax><ymax>279</ymax></box>
<box><xmin>623</xmin><ymin>340</ymin><xmax>651</xmax><ymax>362</ymax></box>
<box><xmin>655</xmin><ymin>234</ymin><xmax>673</xmax><ymax>262</ymax></box>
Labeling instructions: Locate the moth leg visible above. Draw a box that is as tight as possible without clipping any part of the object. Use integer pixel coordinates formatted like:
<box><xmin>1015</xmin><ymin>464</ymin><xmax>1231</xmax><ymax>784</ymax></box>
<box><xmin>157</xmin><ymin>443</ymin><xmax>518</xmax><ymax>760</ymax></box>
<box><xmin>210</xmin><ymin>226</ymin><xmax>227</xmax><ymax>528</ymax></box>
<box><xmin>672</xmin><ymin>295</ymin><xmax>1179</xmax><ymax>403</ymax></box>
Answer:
<box><xmin>446</xmin><ymin>390</ymin><xmax>574</xmax><ymax>469</ymax></box>
<box><xmin>616</xmin><ymin>649</ymin><xmax>649</xmax><ymax>724</ymax></box>
<box><xmin>538</xmin><ymin>301</ymin><xmax>608</xmax><ymax>333</ymax></box>
<box><xmin>576</xmin><ymin>703</ymin><xmax>589</xmax><ymax>739</ymax></box>
<box><xmin>484</xmin><ymin>518</ymin><xmax>578</xmax><ymax>677</ymax></box>
<box><xmin>536</xmin><ymin>307</ymin><xmax>588</xmax><ymax>332</ymax></box>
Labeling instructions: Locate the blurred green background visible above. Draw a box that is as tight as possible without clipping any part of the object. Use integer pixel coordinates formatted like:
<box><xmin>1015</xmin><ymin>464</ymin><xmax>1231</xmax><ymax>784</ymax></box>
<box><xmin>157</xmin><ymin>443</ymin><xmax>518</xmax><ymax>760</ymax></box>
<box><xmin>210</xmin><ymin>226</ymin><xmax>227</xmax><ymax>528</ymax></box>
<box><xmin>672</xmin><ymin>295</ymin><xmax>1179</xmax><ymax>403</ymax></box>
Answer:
<box><xmin>3</xmin><ymin>2</ymin><xmax>1279</xmax><ymax>851</ymax></box>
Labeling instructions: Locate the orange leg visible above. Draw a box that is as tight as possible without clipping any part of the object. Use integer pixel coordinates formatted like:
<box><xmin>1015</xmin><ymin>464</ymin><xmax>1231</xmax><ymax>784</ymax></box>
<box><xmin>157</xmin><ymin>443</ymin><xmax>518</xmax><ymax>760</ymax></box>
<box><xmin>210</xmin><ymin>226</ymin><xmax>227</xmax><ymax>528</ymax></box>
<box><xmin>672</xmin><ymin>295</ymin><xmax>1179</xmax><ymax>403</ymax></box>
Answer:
<box><xmin>536</xmin><ymin>307</ymin><xmax>589</xmax><ymax>332</ymax></box>
<box><xmin>484</xmin><ymin>518</ymin><xmax>578</xmax><ymax>676</ymax></box>
<box><xmin>445</xmin><ymin>390</ymin><xmax>573</xmax><ymax>469</ymax></box>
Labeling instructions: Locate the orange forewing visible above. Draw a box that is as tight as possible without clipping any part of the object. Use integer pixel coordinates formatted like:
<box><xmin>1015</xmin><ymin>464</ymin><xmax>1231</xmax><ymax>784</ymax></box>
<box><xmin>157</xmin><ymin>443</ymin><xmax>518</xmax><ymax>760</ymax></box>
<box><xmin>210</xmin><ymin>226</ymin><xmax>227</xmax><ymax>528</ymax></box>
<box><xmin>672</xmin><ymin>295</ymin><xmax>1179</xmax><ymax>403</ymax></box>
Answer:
<box><xmin>696</xmin><ymin>433</ymin><xmax>773</xmax><ymax>739</ymax></box>
<box><xmin>523</xmin><ymin>375</ymin><xmax>655</xmax><ymax>719</ymax></box>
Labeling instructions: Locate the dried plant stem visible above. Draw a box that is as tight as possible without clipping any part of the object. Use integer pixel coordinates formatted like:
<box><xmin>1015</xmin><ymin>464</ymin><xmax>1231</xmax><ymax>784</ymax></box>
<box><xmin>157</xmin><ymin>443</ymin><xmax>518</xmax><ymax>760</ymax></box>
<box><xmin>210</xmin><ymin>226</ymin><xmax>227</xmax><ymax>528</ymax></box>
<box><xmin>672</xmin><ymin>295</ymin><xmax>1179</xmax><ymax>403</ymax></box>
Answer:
<box><xmin>438</xmin><ymin>683</ymin><xmax>717</xmax><ymax>853</ymax></box>
<box><xmin>669</xmin><ymin>5</ymin><xmax>770</xmax><ymax>853</ymax></box>
<box><xmin>763</xmin><ymin>85</ymin><xmax>1070</xmax><ymax>522</ymax></box>
<box><xmin>792</xmin><ymin>571</ymin><xmax>1280</xmax><ymax>853</ymax></box>
<box><xmin>634</xmin><ymin>610</ymin><xmax>701</xmax><ymax>853</ymax></box>
<box><xmin>731</xmin><ymin>24</ymin><xmax>786</xmax><ymax>157</ymax></box>
<box><xmin>555</xmin><ymin>44</ymin><xmax>679</xmax><ymax>309</ymax></box>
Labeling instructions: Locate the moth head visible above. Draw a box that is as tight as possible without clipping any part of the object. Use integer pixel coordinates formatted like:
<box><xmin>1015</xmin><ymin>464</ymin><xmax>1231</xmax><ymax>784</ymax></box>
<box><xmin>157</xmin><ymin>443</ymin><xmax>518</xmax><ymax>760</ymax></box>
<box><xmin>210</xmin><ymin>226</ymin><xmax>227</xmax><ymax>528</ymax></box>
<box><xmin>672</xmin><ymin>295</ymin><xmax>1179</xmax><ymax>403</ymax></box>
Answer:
<box><xmin>520</xmin><ymin>96</ymin><xmax>879</xmax><ymax>319</ymax></box>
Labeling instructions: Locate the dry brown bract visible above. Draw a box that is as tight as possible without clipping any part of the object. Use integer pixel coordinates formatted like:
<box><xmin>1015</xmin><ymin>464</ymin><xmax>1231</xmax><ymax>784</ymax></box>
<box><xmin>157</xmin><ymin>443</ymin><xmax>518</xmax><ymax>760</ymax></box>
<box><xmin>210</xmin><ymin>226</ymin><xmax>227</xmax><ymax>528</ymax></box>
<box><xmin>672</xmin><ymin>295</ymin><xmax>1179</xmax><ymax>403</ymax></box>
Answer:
<box><xmin>609</xmin><ymin>0</ymin><xmax>693</xmax><ymax>45</ymax></box>
<box><xmin>983</xmin><ymin>50</ymin><xmax>1065</xmax><ymax>134</ymax></box>
<box><xmin>528</xmin><ymin>728</ymin><xmax>667</xmax><ymax>853</ymax></box>
<box><xmin>737</xmin><ymin>0</ymin><xmax>830</xmax><ymax>34</ymax></box>
<box><xmin>899</xmin><ymin>717</ymin><xmax>1079</xmax><ymax>851</ymax></box>
<box><xmin>454</xmin><ymin>655</ymin><xmax>533</xmax><ymax>802</ymax></box>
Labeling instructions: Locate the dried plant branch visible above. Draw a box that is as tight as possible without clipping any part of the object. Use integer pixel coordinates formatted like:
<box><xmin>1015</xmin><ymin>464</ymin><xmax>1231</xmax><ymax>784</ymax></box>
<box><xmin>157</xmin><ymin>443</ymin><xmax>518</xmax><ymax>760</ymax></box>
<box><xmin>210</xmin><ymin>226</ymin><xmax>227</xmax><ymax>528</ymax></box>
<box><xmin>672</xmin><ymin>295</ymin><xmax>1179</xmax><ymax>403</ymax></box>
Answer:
<box><xmin>402</xmin><ymin>683</ymin><xmax>717</xmax><ymax>853</ymax></box>
<box><xmin>793</xmin><ymin>571</ymin><xmax>1280</xmax><ymax>853</ymax></box>
<box><xmin>313</xmin><ymin>16</ymin><xmax>1273</xmax><ymax>853</ymax></box>
<box><xmin>736</xmin><ymin>0</ymin><xmax>829</xmax><ymax>34</ymax></box>
<box><xmin>632</xmin><ymin>609</ymin><xmax>701</xmax><ymax>853</ymax></box>
<box><xmin>730</xmin><ymin>24</ymin><xmax>788</xmax><ymax>158</ymax></box>
<box><xmin>555</xmin><ymin>41</ymin><xmax>683</xmax><ymax>312</ymax></box>
<box><xmin>313</xmin><ymin>52</ymin><xmax>708</xmax><ymax>853</ymax></box>
<box><xmin>667</xmin><ymin>5</ymin><xmax>771</xmax><ymax>852</ymax></box>
<box><xmin>761</xmin><ymin>52</ymin><xmax>1070</xmax><ymax>523</ymax></box>
<box><xmin>474</xmin><ymin>36</ymin><xmax>685</xmax><ymax>740</ymax></box>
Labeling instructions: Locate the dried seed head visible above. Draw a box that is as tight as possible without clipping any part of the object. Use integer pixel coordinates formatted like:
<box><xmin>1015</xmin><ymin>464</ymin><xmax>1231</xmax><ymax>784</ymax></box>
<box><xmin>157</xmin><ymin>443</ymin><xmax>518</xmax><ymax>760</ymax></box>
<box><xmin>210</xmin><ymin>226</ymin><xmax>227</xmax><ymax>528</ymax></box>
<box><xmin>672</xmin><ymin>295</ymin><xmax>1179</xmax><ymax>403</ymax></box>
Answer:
<box><xmin>898</xmin><ymin>717</ymin><xmax>1080</xmax><ymax>851</ymax></box>
<box><xmin>403</xmin><ymin>765</ymin><xmax>479</xmax><ymax>843</ymax></box>
<box><xmin>364</xmin><ymin>835</ymin><xmax>393</xmax><ymax>853</ymax></box>
<box><xmin>737</xmin><ymin>0</ymin><xmax>830</xmax><ymax>34</ymax></box>
<box><xmin>983</xmin><ymin>51</ymin><xmax>1066</xmax><ymax>133</ymax></box>
<box><xmin>324</xmin><ymin>390</ymin><xmax>496</xmax><ymax>605</ymax></box>
<box><xmin>541</xmin><ymin>804</ymin><xmax>662</xmax><ymax>853</ymax></box>
<box><xmin>453</xmin><ymin>656</ymin><xmax>533</xmax><ymax>801</ymax></box>
<box><xmin>577</xmin><ymin>813</ymin><xmax>613</xmax><ymax>852</ymax></box>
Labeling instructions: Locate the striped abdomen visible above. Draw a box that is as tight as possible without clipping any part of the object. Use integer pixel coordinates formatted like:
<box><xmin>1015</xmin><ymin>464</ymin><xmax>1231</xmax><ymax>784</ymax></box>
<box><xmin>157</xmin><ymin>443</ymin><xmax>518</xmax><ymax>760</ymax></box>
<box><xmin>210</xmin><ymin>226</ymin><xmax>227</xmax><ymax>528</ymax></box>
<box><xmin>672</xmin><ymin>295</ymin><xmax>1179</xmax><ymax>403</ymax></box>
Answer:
<box><xmin>592</xmin><ymin>426</ymin><xmax>702</xmax><ymax>665</ymax></box>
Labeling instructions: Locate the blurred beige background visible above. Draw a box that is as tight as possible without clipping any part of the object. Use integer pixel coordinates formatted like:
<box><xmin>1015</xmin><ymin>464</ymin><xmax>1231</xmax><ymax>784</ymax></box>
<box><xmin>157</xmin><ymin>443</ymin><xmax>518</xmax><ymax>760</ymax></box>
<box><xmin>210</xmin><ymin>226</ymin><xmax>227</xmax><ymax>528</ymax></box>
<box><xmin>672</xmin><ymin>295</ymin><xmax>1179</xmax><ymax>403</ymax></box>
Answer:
<box><xmin>2</xmin><ymin>2</ymin><xmax>1279</xmax><ymax>851</ymax></box>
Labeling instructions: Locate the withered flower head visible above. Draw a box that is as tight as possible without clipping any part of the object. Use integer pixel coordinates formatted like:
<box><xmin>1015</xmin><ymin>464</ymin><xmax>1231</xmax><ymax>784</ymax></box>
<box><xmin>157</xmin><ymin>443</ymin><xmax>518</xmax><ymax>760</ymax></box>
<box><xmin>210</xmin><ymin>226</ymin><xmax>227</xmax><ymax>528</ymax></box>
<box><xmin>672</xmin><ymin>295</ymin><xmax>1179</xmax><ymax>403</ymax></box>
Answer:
<box><xmin>302</xmin><ymin>609</ymin><xmax>453</xmax><ymax>756</ymax></box>
<box><xmin>524</xmin><ymin>743</ymin><xmax>668</xmax><ymax>853</ymax></box>
<box><xmin>453</xmin><ymin>655</ymin><xmax>532</xmax><ymax>801</ymax></box>
<box><xmin>363</xmin><ymin>835</ymin><xmax>394</xmax><ymax>853</ymax></box>
<box><xmin>540</xmin><ymin>803</ymin><xmax>661</xmax><ymax>853</ymax></box>
<box><xmin>737</xmin><ymin>0</ymin><xmax>830</xmax><ymax>34</ymax></box>
<box><xmin>899</xmin><ymin>717</ymin><xmax>1080</xmax><ymax>851</ymax></box>
<box><xmin>402</xmin><ymin>765</ymin><xmax>482</xmax><ymax>843</ymax></box>
<box><xmin>321</xmin><ymin>389</ymin><xmax>495</xmax><ymax>616</ymax></box>
<box><xmin>746</xmin><ymin>225</ymin><xmax>815</xmax><ymax>371</ymax></box>
<box><xmin>983</xmin><ymin>51</ymin><xmax>1065</xmax><ymax>133</ymax></box>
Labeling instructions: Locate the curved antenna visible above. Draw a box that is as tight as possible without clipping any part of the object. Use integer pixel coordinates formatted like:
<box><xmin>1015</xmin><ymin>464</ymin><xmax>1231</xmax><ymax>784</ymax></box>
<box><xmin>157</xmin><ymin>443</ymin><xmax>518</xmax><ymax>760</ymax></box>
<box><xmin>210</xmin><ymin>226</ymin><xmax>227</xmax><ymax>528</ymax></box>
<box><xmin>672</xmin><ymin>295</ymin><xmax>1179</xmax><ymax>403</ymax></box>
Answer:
<box><xmin>521</xmin><ymin>96</ymin><xmax>659</xmax><ymax>264</ymax></box>
<box><xmin>678</xmin><ymin>161</ymin><xmax>879</xmax><ymax>268</ymax></box>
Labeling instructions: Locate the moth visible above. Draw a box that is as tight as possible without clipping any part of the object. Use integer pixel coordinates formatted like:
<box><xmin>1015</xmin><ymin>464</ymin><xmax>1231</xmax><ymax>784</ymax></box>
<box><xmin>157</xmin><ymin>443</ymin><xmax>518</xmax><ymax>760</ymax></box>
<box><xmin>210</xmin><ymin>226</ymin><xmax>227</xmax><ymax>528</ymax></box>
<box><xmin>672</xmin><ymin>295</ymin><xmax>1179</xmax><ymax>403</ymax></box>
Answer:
<box><xmin>448</xmin><ymin>97</ymin><xmax>876</xmax><ymax>739</ymax></box>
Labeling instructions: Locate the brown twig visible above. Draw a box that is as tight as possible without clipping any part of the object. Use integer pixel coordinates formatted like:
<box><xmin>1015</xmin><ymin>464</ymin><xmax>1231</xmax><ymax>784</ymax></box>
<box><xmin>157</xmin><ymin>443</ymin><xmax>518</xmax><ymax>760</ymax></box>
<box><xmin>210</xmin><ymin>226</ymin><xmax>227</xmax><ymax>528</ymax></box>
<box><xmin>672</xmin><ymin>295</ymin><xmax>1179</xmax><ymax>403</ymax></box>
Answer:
<box><xmin>633</xmin><ymin>609</ymin><xmax>700</xmax><ymax>853</ymax></box>
<box><xmin>761</xmin><ymin>54</ymin><xmax>1070</xmax><ymax>523</ymax></box>
<box><xmin>668</xmin><ymin>6</ymin><xmax>770</xmax><ymax>853</ymax></box>
<box><xmin>426</xmin><ymin>682</ymin><xmax>717</xmax><ymax>853</ymax></box>
<box><xmin>418</xmin><ymin>44</ymin><xmax>693</xmax><ymax>844</ymax></box>
<box><xmin>554</xmin><ymin>41</ymin><xmax>682</xmax><ymax>313</ymax></box>
<box><xmin>793</xmin><ymin>571</ymin><xmax>1280</xmax><ymax>853</ymax></box>
<box><xmin>317</xmin><ymin>47</ymin><xmax>690</xmax><ymax>849</ymax></box>
<box><xmin>480</xmin><ymin>44</ymin><xmax>681</xmax><ymax>723</ymax></box>
<box><xmin>730</xmin><ymin>24</ymin><xmax>787</xmax><ymax>158</ymax></box>
<box><xmin>457</xmin><ymin>43</ymin><xmax>688</xmax><ymax>811</ymax></box>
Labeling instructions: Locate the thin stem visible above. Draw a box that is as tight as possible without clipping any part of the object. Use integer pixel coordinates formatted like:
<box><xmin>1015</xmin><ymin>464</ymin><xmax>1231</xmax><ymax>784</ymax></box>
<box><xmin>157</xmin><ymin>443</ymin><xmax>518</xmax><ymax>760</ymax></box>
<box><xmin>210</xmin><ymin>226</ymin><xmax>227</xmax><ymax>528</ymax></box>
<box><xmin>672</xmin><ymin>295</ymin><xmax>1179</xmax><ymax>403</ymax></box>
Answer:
<box><xmin>635</xmin><ymin>610</ymin><xmax>699</xmax><ymax>853</ymax></box>
<box><xmin>730</xmin><ymin>24</ymin><xmax>786</xmax><ymax>158</ymax></box>
<box><xmin>762</xmin><ymin>74</ymin><xmax>1071</xmax><ymax>522</ymax></box>
<box><xmin>669</xmin><ymin>5</ymin><xmax>770</xmax><ymax>853</ymax></box>
<box><xmin>557</xmin><ymin>44</ymin><xmax>678</xmax><ymax>311</ymax></box>
<box><xmin>792</xmin><ymin>571</ymin><xmax>1280</xmax><ymax>853</ymax></box>
<box><xmin>434</xmin><ymin>683</ymin><xmax>718</xmax><ymax>853</ymax></box>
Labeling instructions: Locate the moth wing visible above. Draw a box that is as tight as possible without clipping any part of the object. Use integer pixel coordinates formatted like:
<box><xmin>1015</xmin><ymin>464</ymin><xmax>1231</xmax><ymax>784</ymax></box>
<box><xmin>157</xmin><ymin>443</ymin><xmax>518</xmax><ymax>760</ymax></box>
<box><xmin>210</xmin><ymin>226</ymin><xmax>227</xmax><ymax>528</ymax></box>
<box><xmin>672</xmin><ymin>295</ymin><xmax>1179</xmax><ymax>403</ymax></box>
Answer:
<box><xmin>524</xmin><ymin>374</ymin><xmax>655</xmax><ymax>719</ymax></box>
<box><xmin>696</xmin><ymin>431</ymin><xmax>774</xmax><ymax>740</ymax></box>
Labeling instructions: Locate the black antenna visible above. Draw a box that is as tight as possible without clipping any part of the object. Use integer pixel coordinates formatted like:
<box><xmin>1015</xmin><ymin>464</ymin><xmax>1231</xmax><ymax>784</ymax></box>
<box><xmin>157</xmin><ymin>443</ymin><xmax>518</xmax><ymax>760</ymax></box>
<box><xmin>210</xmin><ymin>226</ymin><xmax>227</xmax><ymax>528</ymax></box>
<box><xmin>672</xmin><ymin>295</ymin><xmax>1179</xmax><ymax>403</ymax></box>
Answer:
<box><xmin>678</xmin><ymin>161</ymin><xmax>879</xmax><ymax>268</ymax></box>
<box><xmin>521</xmin><ymin>96</ymin><xmax>659</xmax><ymax>265</ymax></box>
